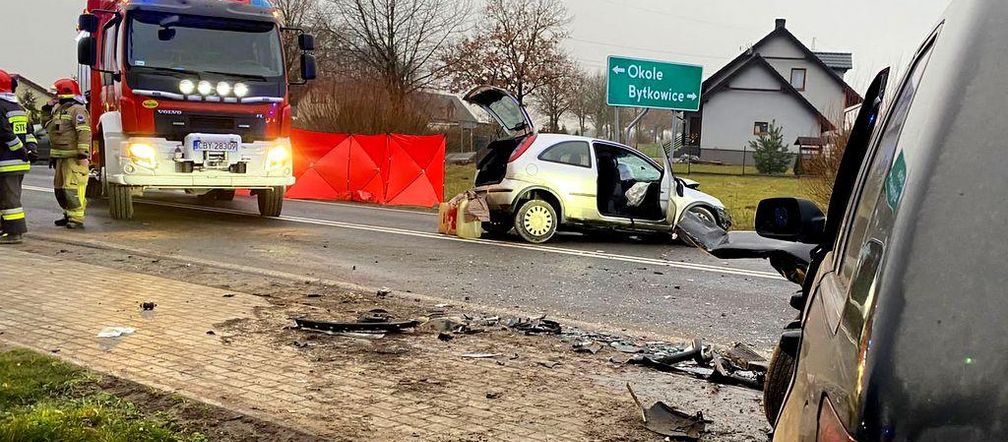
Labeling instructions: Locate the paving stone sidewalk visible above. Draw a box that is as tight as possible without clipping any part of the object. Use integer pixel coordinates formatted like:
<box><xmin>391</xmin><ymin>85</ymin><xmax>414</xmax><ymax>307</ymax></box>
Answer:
<box><xmin>0</xmin><ymin>249</ymin><xmax>645</xmax><ymax>440</ymax></box>
<box><xmin>0</xmin><ymin>248</ymin><xmax>768</xmax><ymax>441</ymax></box>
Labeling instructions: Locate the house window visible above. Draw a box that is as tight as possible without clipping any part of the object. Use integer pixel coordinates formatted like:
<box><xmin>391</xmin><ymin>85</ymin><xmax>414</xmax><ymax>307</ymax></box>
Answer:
<box><xmin>754</xmin><ymin>122</ymin><xmax>769</xmax><ymax>135</ymax></box>
<box><xmin>790</xmin><ymin>68</ymin><xmax>807</xmax><ymax>91</ymax></box>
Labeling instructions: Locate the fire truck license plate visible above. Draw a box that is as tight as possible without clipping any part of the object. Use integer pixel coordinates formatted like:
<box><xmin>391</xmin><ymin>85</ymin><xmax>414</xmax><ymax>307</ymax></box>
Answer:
<box><xmin>192</xmin><ymin>136</ymin><xmax>240</xmax><ymax>152</ymax></box>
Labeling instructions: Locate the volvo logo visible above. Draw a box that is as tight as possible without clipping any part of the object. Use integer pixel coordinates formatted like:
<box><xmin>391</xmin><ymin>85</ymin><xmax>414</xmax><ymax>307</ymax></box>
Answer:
<box><xmin>156</xmin><ymin>109</ymin><xmax>184</xmax><ymax>115</ymax></box>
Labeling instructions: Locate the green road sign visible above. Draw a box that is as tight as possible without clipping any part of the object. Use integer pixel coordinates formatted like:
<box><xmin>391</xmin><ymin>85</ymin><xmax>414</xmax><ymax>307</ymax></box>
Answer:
<box><xmin>607</xmin><ymin>55</ymin><xmax>703</xmax><ymax>112</ymax></box>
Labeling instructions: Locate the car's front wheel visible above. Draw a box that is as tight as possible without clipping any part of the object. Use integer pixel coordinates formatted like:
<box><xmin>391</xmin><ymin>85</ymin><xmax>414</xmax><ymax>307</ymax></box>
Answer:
<box><xmin>688</xmin><ymin>205</ymin><xmax>718</xmax><ymax>228</ymax></box>
<box><xmin>514</xmin><ymin>199</ymin><xmax>557</xmax><ymax>243</ymax></box>
<box><xmin>763</xmin><ymin>343</ymin><xmax>796</xmax><ymax>425</ymax></box>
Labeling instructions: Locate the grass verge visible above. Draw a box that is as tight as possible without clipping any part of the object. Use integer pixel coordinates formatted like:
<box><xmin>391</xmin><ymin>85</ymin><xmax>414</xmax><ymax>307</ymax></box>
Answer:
<box><xmin>0</xmin><ymin>348</ymin><xmax>205</xmax><ymax>442</ymax></box>
<box><xmin>443</xmin><ymin>163</ymin><xmax>808</xmax><ymax>230</ymax></box>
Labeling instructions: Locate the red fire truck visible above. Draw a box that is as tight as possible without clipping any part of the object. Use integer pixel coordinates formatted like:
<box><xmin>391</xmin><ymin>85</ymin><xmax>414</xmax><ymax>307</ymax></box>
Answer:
<box><xmin>76</xmin><ymin>0</ymin><xmax>315</xmax><ymax>219</ymax></box>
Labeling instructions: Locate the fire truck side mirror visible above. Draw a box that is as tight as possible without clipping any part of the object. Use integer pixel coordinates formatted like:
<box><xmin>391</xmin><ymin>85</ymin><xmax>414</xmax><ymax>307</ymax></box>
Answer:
<box><xmin>78</xmin><ymin>36</ymin><xmax>98</xmax><ymax>67</ymax></box>
<box><xmin>300</xmin><ymin>54</ymin><xmax>318</xmax><ymax>81</ymax></box>
<box><xmin>298</xmin><ymin>34</ymin><xmax>316</xmax><ymax>51</ymax></box>
<box><xmin>79</xmin><ymin>14</ymin><xmax>99</xmax><ymax>33</ymax></box>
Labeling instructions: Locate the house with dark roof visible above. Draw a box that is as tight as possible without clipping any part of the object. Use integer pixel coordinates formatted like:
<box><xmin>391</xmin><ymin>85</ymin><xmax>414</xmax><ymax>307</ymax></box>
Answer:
<box><xmin>683</xmin><ymin>18</ymin><xmax>862</xmax><ymax>165</ymax></box>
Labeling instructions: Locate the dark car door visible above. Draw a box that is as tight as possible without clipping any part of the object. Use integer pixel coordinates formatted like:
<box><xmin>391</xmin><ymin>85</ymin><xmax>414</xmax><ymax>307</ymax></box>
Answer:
<box><xmin>773</xmin><ymin>28</ymin><xmax>940</xmax><ymax>441</ymax></box>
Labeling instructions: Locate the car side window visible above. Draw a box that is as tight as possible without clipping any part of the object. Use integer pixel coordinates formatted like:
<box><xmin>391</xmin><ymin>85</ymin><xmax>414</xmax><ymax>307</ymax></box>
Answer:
<box><xmin>834</xmin><ymin>34</ymin><xmax>938</xmax><ymax>335</ymax></box>
<box><xmin>615</xmin><ymin>150</ymin><xmax>661</xmax><ymax>182</ymax></box>
<box><xmin>837</xmin><ymin>41</ymin><xmax>936</xmax><ymax>284</ymax></box>
<box><xmin>538</xmin><ymin>141</ymin><xmax>591</xmax><ymax>168</ymax></box>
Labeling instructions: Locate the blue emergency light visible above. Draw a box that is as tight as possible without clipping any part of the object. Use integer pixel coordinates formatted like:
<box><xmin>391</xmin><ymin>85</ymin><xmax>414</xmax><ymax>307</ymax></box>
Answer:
<box><xmin>250</xmin><ymin>0</ymin><xmax>274</xmax><ymax>7</ymax></box>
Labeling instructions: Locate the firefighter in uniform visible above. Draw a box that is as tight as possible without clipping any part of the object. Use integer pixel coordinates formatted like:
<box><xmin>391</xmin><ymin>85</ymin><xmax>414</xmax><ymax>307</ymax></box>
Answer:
<box><xmin>0</xmin><ymin>70</ymin><xmax>38</xmax><ymax>244</ymax></box>
<box><xmin>46</xmin><ymin>78</ymin><xmax>91</xmax><ymax>229</ymax></box>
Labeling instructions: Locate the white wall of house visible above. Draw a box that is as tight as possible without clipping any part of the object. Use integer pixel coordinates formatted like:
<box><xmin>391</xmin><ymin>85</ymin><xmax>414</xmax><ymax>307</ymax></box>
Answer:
<box><xmin>701</xmin><ymin>90</ymin><xmax>821</xmax><ymax>154</ymax></box>
<box><xmin>765</xmin><ymin>57</ymin><xmax>846</xmax><ymax>118</ymax></box>
<box><xmin>753</xmin><ymin>34</ymin><xmax>848</xmax><ymax>119</ymax></box>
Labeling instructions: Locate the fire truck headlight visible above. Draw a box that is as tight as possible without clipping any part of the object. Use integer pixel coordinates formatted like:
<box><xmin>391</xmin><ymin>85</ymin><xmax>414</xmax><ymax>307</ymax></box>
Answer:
<box><xmin>216</xmin><ymin>81</ymin><xmax>232</xmax><ymax>97</ymax></box>
<box><xmin>267</xmin><ymin>145</ymin><xmax>290</xmax><ymax>166</ymax></box>
<box><xmin>197</xmin><ymin>80</ymin><xmax>213</xmax><ymax>96</ymax></box>
<box><xmin>179</xmin><ymin>79</ymin><xmax>196</xmax><ymax>95</ymax></box>
<box><xmin>234</xmin><ymin>83</ymin><xmax>249</xmax><ymax>98</ymax></box>
<box><xmin>129</xmin><ymin>143</ymin><xmax>158</xmax><ymax>168</ymax></box>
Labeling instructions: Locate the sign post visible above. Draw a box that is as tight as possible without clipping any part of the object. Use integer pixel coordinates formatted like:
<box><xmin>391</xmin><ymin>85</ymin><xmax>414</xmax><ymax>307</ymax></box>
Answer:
<box><xmin>607</xmin><ymin>55</ymin><xmax>703</xmax><ymax>112</ymax></box>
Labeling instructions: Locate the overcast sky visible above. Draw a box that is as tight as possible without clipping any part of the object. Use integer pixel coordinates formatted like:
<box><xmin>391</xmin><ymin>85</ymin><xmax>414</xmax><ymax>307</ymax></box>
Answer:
<box><xmin>2</xmin><ymin>0</ymin><xmax>951</xmax><ymax>92</ymax></box>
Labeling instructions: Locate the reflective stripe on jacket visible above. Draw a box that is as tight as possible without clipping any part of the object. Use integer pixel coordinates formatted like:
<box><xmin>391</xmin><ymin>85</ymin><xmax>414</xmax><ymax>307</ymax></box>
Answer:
<box><xmin>0</xmin><ymin>97</ymin><xmax>31</xmax><ymax>174</ymax></box>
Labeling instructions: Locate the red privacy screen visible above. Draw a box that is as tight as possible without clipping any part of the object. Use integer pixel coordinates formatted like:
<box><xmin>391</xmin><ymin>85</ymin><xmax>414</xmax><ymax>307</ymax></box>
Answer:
<box><xmin>288</xmin><ymin>130</ymin><xmax>446</xmax><ymax>207</ymax></box>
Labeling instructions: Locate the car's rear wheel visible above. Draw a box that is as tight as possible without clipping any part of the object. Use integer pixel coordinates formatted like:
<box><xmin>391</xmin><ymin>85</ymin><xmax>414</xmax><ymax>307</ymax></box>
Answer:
<box><xmin>514</xmin><ymin>199</ymin><xmax>557</xmax><ymax>243</ymax></box>
<box><xmin>763</xmin><ymin>343</ymin><xmax>796</xmax><ymax>425</ymax></box>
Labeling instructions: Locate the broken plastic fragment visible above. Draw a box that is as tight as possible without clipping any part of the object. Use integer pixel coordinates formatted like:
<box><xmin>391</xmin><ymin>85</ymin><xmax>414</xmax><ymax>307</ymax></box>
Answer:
<box><xmin>97</xmin><ymin>326</ymin><xmax>136</xmax><ymax>338</ymax></box>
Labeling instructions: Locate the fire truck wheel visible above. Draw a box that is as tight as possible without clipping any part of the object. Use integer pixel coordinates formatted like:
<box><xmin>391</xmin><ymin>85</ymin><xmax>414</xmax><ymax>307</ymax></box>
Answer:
<box><xmin>257</xmin><ymin>186</ymin><xmax>284</xmax><ymax>217</ymax></box>
<box><xmin>108</xmin><ymin>184</ymin><xmax>134</xmax><ymax>220</ymax></box>
<box><xmin>85</xmin><ymin>176</ymin><xmax>103</xmax><ymax>199</ymax></box>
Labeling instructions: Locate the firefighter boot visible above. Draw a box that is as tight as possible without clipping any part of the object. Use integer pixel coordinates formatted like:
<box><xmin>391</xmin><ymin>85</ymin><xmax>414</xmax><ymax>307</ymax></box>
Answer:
<box><xmin>54</xmin><ymin>216</ymin><xmax>69</xmax><ymax>226</ymax></box>
<box><xmin>65</xmin><ymin>220</ymin><xmax>84</xmax><ymax>230</ymax></box>
<box><xmin>0</xmin><ymin>233</ymin><xmax>22</xmax><ymax>244</ymax></box>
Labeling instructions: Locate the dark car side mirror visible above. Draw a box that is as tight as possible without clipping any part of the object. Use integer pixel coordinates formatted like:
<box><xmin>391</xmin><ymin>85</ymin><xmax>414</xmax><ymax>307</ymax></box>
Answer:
<box><xmin>298</xmin><ymin>34</ymin><xmax>316</xmax><ymax>51</ymax></box>
<box><xmin>77</xmin><ymin>35</ymin><xmax>98</xmax><ymax>67</ymax></box>
<box><xmin>755</xmin><ymin>197</ymin><xmax>825</xmax><ymax>244</ymax></box>
<box><xmin>300</xmin><ymin>53</ymin><xmax>318</xmax><ymax>81</ymax></box>
<box><xmin>79</xmin><ymin>13</ymin><xmax>99</xmax><ymax>33</ymax></box>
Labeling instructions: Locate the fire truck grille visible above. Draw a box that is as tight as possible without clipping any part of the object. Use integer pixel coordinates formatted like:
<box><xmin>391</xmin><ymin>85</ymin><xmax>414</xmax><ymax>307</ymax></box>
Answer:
<box><xmin>155</xmin><ymin>112</ymin><xmax>267</xmax><ymax>142</ymax></box>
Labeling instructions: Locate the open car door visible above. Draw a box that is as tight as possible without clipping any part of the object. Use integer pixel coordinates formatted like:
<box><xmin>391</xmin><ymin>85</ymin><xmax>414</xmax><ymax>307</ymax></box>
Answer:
<box><xmin>464</xmin><ymin>86</ymin><xmax>537</xmax><ymax>187</ymax></box>
<box><xmin>660</xmin><ymin>144</ymin><xmax>678</xmax><ymax>225</ymax></box>
<box><xmin>675</xmin><ymin>68</ymin><xmax>892</xmax><ymax>277</ymax></box>
<box><xmin>463</xmin><ymin>86</ymin><xmax>535</xmax><ymax>137</ymax></box>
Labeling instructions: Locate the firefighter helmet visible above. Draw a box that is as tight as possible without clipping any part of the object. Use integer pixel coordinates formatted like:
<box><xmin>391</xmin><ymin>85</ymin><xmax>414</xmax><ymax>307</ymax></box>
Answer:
<box><xmin>0</xmin><ymin>70</ymin><xmax>12</xmax><ymax>94</ymax></box>
<box><xmin>54</xmin><ymin>78</ymin><xmax>82</xmax><ymax>99</ymax></box>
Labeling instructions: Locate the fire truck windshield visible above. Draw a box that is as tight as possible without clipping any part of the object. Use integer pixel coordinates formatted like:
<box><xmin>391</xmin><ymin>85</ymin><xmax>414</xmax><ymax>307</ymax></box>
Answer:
<box><xmin>127</xmin><ymin>11</ymin><xmax>284</xmax><ymax>79</ymax></box>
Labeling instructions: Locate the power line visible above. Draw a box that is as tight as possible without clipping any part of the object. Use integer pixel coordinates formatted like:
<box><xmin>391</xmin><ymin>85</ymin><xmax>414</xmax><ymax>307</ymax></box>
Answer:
<box><xmin>596</xmin><ymin>0</ymin><xmax>764</xmax><ymax>32</ymax></box>
<box><xmin>568</xmin><ymin>36</ymin><xmax>733</xmax><ymax>61</ymax></box>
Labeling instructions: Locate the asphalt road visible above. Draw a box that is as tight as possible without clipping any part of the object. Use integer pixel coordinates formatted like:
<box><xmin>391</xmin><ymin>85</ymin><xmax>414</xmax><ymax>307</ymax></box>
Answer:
<box><xmin>18</xmin><ymin>168</ymin><xmax>795</xmax><ymax>348</ymax></box>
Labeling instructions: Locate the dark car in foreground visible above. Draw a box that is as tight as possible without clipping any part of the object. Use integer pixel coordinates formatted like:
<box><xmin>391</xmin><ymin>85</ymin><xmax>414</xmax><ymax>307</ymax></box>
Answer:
<box><xmin>678</xmin><ymin>0</ymin><xmax>1008</xmax><ymax>440</ymax></box>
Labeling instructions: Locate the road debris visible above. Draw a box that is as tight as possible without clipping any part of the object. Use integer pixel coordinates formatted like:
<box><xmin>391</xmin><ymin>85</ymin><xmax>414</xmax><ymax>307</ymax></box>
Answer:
<box><xmin>437</xmin><ymin>332</ymin><xmax>454</xmax><ymax>342</ymax></box>
<box><xmin>293</xmin><ymin>316</ymin><xmax>420</xmax><ymax>335</ymax></box>
<box><xmin>627</xmin><ymin>383</ymin><xmax>710</xmax><ymax>440</ymax></box>
<box><xmin>508</xmin><ymin>316</ymin><xmax>561</xmax><ymax>335</ymax></box>
<box><xmin>376</xmin><ymin>287</ymin><xmax>391</xmax><ymax>297</ymax></box>
<box><xmin>139</xmin><ymin>302</ymin><xmax>157</xmax><ymax>311</ymax></box>
<box><xmin>97</xmin><ymin>326</ymin><xmax>136</xmax><ymax>338</ymax></box>
<box><xmin>572</xmin><ymin>340</ymin><xmax>603</xmax><ymax>354</ymax></box>
<box><xmin>461</xmin><ymin>353</ymin><xmax>500</xmax><ymax>359</ymax></box>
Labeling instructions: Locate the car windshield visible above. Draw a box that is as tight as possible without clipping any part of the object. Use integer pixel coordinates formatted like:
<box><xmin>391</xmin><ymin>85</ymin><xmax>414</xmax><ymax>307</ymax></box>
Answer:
<box><xmin>126</xmin><ymin>11</ymin><xmax>284</xmax><ymax>78</ymax></box>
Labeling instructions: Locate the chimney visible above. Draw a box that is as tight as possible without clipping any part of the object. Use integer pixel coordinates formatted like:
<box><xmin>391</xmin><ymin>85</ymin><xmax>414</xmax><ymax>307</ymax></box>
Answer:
<box><xmin>775</xmin><ymin>18</ymin><xmax>786</xmax><ymax>29</ymax></box>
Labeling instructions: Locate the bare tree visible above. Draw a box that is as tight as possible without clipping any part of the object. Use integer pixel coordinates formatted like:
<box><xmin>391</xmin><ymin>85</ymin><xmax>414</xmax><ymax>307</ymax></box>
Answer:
<box><xmin>274</xmin><ymin>0</ymin><xmax>321</xmax><ymax>80</ymax></box>
<box><xmin>584</xmin><ymin>71</ymin><xmax>611</xmax><ymax>138</ymax></box>
<box><xmin>534</xmin><ymin>61</ymin><xmax>577</xmax><ymax>133</ymax></box>
<box><xmin>441</xmin><ymin>0</ymin><xmax>573</xmax><ymax>105</ymax></box>
<box><xmin>319</xmin><ymin>0</ymin><xmax>472</xmax><ymax>96</ymax></box>
<box><xmin>568</xmin><ymin>69</ymin><xmax>593</xmax><ymax>135</ymax></box>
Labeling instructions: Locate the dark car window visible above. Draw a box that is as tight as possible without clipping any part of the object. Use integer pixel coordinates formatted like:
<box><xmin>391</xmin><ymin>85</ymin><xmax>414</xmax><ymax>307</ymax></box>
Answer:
<box><xmin>837</xmin><ymin>42</ymin><xmax>936</xmax><ymax>284</ymax></box>
<box><xmin>833</xmin><ymin>35</ymin><xmax>937</xmax><ymax>335</ymax></box>
<box><xmin>539</xmin><ymin>141</ymin><xmax>591</xmax><ymax>168</ymax></box>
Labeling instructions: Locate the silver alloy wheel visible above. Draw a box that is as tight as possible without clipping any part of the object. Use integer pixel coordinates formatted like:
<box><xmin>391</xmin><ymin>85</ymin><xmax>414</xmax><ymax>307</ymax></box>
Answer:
<box><xmin>689</xmin><ymin>206</ymin><xmax>718</xmax><ymax>228</ymax></box>
<box><xmin>523</xmin><ymin>204</ymin><xmax>554</xmax><ymax>237</ymax></box>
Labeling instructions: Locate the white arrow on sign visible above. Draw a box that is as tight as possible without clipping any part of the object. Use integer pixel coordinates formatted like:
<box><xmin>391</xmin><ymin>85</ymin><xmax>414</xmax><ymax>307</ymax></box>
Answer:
<box><xmin>612</xmin><ymin>66</ymin><xmax>626</xmax><ymax>75</ymax></box>
<box><xmin>686</xmin><ymin>93</ymin><xmax>698</xmax><ymax>100</ymax></box>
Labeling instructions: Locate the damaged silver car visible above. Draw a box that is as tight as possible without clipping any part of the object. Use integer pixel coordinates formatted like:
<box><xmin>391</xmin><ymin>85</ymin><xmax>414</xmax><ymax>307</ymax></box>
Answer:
<box><xmin>464</xmin><ymin>86</ymin><xmax>730</xmax><ymax>244</ymax></box>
